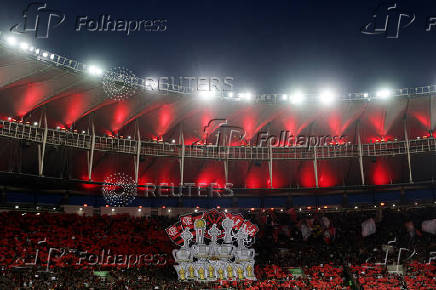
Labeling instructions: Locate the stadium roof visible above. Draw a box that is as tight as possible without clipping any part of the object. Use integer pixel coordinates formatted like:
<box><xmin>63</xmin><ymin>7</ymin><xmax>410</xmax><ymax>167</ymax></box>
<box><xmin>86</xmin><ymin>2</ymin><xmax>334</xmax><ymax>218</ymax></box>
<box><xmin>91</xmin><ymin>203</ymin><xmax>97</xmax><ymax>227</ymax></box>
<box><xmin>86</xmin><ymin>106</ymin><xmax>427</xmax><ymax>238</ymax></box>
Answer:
<box><xmin>0</xmin><ymin>36</ymin><xmax>435</xmax><ymax>192</ymax></box>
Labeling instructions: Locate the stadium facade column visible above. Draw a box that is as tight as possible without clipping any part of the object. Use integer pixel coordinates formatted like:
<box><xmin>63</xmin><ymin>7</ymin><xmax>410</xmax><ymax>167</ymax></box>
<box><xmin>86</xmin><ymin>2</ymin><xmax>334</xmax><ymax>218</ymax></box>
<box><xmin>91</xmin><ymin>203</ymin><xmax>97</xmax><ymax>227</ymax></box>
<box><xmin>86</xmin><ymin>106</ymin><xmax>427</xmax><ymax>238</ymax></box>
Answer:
<box><xmin>224</xmin><ymin>138</ymin><xmax>230</xmax><ymax>185</ymax></box>
<box><xmin>178</xmin><ymin>128</ymin><xmax>185</xmax><ymax>185</ymax></box>
<box><xmin>313</xmin><ymin>146</ymin><xmax>319</xmax><ymax>188</ymax></box>
<box><xmin>37</xmin><ymin>111</ymin><xmax>48</xmax><ymax>176</ymax></box>
<box><xmin>134</xmin><ymin>124</ymin><xmax>141</xmax><ymax>183</ymax></box>
<box><xmin>357</xmin><ymin>121</ymin><xmax>365</xmax><ymax>185</ymax></box>
<box><xmin>87</xmin><ymin>116</ymin><xmax>96</xmax><ymax>181</ymax></box>
<box><xmin>403</xmin><ymin>115</ymin><xmax>413</xmax><ymax>184</ymax></box>
<box><xmin>268</xmin><ymin>142</ymin><xmax>273</xmax><ymax>189</ymax></box>
<box><xmin>224</xmin><ymin>159</ymin><xmax>228</xmax><ymax>186</ymax></box>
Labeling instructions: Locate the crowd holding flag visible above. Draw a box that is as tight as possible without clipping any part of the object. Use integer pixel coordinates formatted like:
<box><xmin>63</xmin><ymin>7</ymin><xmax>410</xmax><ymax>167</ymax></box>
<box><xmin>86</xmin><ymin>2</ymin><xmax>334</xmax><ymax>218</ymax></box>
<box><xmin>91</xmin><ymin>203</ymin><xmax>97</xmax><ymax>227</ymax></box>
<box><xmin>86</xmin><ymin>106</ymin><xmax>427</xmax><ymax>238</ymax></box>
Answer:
<box><xmin>361</xmin><ymin>218</ymin><xmax>377</xmax><ymax>237</ymax></box>
<box><xmin>422</xmin><ymin>219</ymin><xmax>436</xmax><ymax>235</ymax></box>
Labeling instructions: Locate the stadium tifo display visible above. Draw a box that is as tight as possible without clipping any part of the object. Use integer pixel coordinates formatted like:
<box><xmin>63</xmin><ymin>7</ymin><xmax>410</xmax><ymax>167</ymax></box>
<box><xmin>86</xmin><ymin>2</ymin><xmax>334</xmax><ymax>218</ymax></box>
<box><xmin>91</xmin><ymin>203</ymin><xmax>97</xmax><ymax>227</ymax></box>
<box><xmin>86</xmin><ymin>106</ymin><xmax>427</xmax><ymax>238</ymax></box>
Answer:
<box><xmin>166</xmin><ymin>209</ymin><xmax>258</xmax><ymax>281</ymax></box>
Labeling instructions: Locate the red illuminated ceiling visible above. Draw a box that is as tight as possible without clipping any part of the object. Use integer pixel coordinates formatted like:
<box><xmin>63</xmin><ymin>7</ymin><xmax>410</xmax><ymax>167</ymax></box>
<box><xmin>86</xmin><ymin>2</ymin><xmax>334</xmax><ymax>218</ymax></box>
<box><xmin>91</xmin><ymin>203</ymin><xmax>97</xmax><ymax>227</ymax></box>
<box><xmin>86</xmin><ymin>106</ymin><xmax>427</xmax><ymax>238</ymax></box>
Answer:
<box><xmin>0</xmin><ymin>45</ymin><xmax>434</xmax><ymax>189</ymax></box>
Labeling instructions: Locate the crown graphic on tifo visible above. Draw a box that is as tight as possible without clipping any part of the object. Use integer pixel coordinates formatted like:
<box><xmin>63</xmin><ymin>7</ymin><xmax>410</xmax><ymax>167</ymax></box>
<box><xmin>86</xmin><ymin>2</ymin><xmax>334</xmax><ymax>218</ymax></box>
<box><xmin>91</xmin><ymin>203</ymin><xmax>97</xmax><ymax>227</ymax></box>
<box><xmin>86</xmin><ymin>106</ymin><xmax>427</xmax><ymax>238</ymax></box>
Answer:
<box><xmin>165</xmin><ymin>209</ymin><xmax>258</xmax><ymax>281</ymax></box>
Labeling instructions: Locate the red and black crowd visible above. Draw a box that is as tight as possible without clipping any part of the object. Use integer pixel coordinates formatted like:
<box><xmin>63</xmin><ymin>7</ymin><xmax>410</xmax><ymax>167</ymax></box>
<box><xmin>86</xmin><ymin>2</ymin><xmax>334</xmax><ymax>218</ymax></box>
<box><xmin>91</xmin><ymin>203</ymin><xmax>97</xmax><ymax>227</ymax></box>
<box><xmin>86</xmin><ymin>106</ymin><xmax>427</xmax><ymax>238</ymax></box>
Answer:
<box><xmin>0</xmin><ymin>205</ymin><xmax>434</xmax><ymax>289</ymax></box>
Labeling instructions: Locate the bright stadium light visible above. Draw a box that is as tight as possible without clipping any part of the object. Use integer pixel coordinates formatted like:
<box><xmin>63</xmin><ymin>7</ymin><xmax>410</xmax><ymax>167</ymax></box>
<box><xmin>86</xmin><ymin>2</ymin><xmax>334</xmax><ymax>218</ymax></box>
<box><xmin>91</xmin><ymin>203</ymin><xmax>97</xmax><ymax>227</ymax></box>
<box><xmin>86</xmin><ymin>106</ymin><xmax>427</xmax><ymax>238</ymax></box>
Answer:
<box><xmin>363</xmin><ymin>93</ymin><xmax>369</xmax><ymax>98</ymax></box>
<box><xmin>42</xmin><ymin>52</ymin><xmax>48</xmax><ymax>58</ymax></box>
<box><xmin>319</xmin><ymin>89</ymin><xmax>336</xmax><ymax>105</ymax></box>
<box><xmin>87</xmin><ymin>65</ymin><xmax>103</xmax><ymax>77</ymax></box>
<box><xmin>199</xmin><ymin>90</ymin><xmax>215</xmax><ymax>100</ymax></box>
<box><xmin>376</xmin><ymin>88</ymin><xmax>392</xmax><ymax>99</ymax></box>
<box><xmin>6</xmin><ymin>36</ymin><xmax>17</xmax><ymax>46</ymax></box>
<box><xmin>290</xmin><ymin>90</ymin><xmax>305</xmax><ymax>105</ymax></box>
<box><xmin>239</xmin><ymin>92</ymin><xmax>252</xmax><ymax>101</ymax></box>
<box><xmin>227</xmin><ymin>92</ymin><xmax>233</xmax><ymax>98</ymax></box>
<box><xmin>19</xmin><ymin>42</ymin><xmax>29</xmax><ymax>50</ymax></box>
<box><xmin>282</xmin><ymin>94</ymin><xmax>288</xmax><ymax>101</ymax></box>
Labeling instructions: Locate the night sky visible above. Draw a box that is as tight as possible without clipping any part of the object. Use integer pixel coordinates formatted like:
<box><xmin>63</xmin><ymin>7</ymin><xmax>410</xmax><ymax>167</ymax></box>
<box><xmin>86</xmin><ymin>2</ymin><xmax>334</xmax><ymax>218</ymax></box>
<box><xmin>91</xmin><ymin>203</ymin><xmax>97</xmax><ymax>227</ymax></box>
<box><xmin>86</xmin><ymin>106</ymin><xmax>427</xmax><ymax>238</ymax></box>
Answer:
<box><xmin>0</xmin><ymin>0</ymin><xmax>436</xmax><ymax>94</ymax></box>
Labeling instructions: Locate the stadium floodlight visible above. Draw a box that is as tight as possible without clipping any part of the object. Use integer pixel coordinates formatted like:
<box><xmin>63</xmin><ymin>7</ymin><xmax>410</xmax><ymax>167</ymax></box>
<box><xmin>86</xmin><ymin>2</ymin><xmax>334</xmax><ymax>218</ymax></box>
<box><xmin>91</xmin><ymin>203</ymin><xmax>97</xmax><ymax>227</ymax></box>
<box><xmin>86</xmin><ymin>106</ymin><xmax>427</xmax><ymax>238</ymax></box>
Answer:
<box><xmin>42</xmin><ymin>52</ymin><xmax>48</xmax><ymax>58</ymax></box>
<box><xmin>290</xmin><ymin>90</ymin><xmax>305</xmax><ymax>105</ymax></box>
<box><xmin>239</xmin><ymin>92</ymin><xmax>252</xmax><ymax>101</ymax></box>
<box><xmin>376</xmin><ymin>88</ymin><xmax>392</xmax><ymax>99</ymax></box>
<box><xmin>363</xmin><ymin>93</ymin><xmax>369</xmax><ymax>98</ymax></box>
<box><xmin>19</xmin><ymin>42</ymin><xmax>29</xmax><ymax>50</ymax></box>
<box><xmin>227</xmin><ymin>92</ymin><xmax>233</xmax><ymax>98</ymax></box>
<box><xmin>5</xmin><ymin>36</ymin><xmax>17</xmax><ymax>46</ymax></box>
<box><xmin>33</xmin><ymin>122</ymin><xmax>38</xmax><ymax>126</ymax></box>
<box><xmin>87</xmin><ymin>65</ymin><xmax>104</xmax><ymax>77</ymax></box>
<box><xmin>199</xmin><ymin>90</ymin><xmax>215</xmax><ymax>100</ymax></box>
<box><xmin>50</xmin><ymin>54</ymin><xmax>55</xmax><ymax>60</ymax></box>
<box><xmin>320</xmin><ymin>89</ymin><xmax>336</xmax><ymax>105</ymax></box>
<box><xmin>282</xmin><ymin>94</ymin><xmax>288</xmax><ymax>101</ymax></box>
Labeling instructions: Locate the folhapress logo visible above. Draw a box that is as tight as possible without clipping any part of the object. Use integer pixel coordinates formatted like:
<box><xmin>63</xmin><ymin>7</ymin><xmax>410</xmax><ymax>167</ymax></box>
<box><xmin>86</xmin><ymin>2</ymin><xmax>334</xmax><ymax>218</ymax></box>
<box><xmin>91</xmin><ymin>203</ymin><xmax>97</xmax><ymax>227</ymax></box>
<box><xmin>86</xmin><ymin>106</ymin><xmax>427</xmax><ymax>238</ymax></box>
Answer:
<box><xmin>10</xmin><ymin>2</ymin><xmax>66</xmax><ymax>39</ymax></box>
<box><xmin>361</xmin><ymin>3</ymin><xmax>415</xmax><ymax>38</ymax></box>
<box><xmin>10</xmin><ymin>2</ymin><xmax>168</xmax><ymax>39</ymax></box>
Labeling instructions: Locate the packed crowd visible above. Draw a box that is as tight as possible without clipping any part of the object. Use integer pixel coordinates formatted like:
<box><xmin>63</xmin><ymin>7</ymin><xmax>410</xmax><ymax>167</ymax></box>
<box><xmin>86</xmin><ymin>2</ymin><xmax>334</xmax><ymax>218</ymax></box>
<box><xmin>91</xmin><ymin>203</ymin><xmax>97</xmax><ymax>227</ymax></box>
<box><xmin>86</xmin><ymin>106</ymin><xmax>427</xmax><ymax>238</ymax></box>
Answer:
<box><xmin>1</xmin><ymin>262</ymin><xmax>435</xmax><ymax>289</ymax></box>
<box><xmin>0</xmin><ymin>205</ymin><xmax>434</xmax><ymax>289</ymax></box>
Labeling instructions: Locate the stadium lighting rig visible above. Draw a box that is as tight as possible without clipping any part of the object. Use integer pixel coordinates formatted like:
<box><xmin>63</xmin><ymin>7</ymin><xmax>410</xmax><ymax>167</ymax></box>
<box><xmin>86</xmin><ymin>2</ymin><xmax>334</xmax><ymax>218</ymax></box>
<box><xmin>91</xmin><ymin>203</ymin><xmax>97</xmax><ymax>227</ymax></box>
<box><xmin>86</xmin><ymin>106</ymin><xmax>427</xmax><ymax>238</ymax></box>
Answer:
<box><xmin>87</xmin><ymin>64</ymin><xmax>104</xmax><ymax>77</ymax></box>
<box><xmin>376</xmin><ymin>88</ymin><xmax>393</xmax><ymax>99</ymax></box>
<box><xmin>319</xmin><ymin>89</ymin><xmax>336</xmax><ymax>106</ymax></box>
<box><xmin>198</xmin><ymin>90</ymin><xmax>216</xmax><ymax>100</ymax></box>
<box><xmin>238</xmin><ymin>92</ymin><xmax>253</xmax><ymax>101</ymax></box>
<box><xmin>1</xmin><ymin>32</ymin><xmax>434</xmax><ymax>104</ymax></box>
<box><xmin>19</xmin><ymin>42</ymin><xmax>29</xmax><ymax>50</ymax></box>
<box><xmin>289</xmin><ymin>90</ymin><xmax>305</xmax><ymax>105</ymax></box>
<box><xmin>5</xmin><ymin>35</ymin><xmax>17</xmax><ymax>46</ymax></box>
